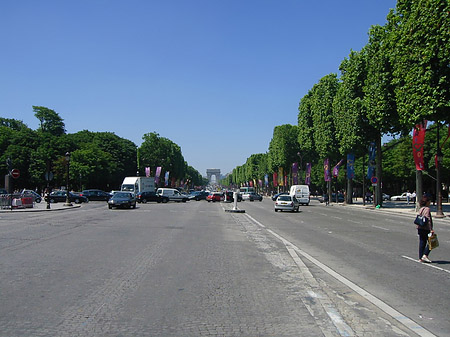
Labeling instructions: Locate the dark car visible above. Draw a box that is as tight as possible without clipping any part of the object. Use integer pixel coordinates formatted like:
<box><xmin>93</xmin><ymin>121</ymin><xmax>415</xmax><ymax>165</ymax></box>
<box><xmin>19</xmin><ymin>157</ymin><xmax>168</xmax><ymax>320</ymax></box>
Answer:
<box><xmin>224</xmin><ymin>191</ymin><xmax>242</xmax><ymax>202</ymax></box>
<box><xmin>136</xmin><ymin>191</ymin><xmax>169</xmax><ymax>203</ymax></box>
<box><xmin>271</xmin><ymin>192</ymin><xmax>288</xmax><ymax>201</ymax></box>
<box><xmin>45</xmin><ymin>191</ymin><xmax>88</xmax><ymax>204</ymax></box>
<box><xmin>108</xmin><ymin>192</ymin><xmax>136</xmax><ymax>209</ymax></box>
<box><xmin>244</xmin><ymin>192</ymin><xmax>263</xmax><ymax>201</ymax></box>
<box><xmin>188</xmin><ymin>191</ymin><xmax>209</xmax><ymax>201</ymax></box>
<box><xmin>21</xmin><ymin>189</ymin><xmax>42</xmax><ymax>203</ymax></box>
<box><xmin>82</xmin><ymin>189</ymin><xmax>111</xmax><ymax>201</ymax></box>
<box><xmin>319</xmin><ymin>193</ymin><xmax>344</xmax><ymax>203</ymax></box>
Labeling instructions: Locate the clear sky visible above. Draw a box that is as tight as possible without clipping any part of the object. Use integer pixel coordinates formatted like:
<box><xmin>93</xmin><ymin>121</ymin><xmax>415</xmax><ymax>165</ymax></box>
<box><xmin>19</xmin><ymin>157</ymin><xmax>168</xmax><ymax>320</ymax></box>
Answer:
<box><xmin>1</xmin><ymin>0</ymin><xmax>397</xmax><ymax>177</ymax></box>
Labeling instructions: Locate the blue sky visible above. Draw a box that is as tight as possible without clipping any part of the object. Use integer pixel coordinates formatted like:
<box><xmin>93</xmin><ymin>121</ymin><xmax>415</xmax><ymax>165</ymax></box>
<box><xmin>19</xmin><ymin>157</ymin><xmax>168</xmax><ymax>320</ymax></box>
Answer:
<box><xmin>1</xmin><ymin>0</ymin><xmax>397</xmax><ymax>176</ymax></box>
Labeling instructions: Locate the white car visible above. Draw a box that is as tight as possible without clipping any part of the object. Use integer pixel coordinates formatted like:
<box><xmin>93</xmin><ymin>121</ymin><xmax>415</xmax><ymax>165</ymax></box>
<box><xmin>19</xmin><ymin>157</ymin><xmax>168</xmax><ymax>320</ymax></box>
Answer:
<box><xmin>274</xmin><ymin>195</ymin><xmax>299</xmax><ymax>212</ymax></box>
<box><xmin>391</xmin><ymin>192</ymin><xmax>408</xmax><ymax>201</ymax></box>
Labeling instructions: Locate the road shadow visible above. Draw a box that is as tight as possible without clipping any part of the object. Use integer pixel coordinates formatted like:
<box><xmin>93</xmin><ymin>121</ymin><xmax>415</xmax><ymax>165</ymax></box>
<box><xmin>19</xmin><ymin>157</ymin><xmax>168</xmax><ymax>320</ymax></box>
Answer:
<box><xmin>432</xmin><ymin>260</ymin><xmax>450</xmax><ymax>265</ymax></box>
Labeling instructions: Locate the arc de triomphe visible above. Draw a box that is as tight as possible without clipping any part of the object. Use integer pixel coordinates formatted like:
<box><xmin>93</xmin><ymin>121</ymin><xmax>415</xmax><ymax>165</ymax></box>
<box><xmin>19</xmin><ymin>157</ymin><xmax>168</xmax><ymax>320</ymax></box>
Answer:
<box><xmin>206</xmin><ymin>169</ymin><xmax>221</xmax><ymax>183</ymax></box>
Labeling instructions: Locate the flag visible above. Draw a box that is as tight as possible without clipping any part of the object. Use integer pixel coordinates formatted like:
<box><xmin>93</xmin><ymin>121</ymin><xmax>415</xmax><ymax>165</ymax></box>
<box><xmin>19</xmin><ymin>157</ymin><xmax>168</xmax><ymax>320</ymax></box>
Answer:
<box><xmin>164</xmin><ymin>171</ymin><xmax>169</xmax><ymax>186</ymax></box>
<box><xmin>305</xmin><ymin>163</ymin><xmax>311</xmax><ymax>185</ymax></box>
<box><xmin>333</xmin><ymin>159</ymin><xmax>345</xmax><ymax>177</ymax></box>
<box><xmin>278</xmin><ymin>167</ymin><xmax>284</xmax><ymax>186</ymax></box>
<box><xmin>155</xmin><ymin>166</ymin><xmax>162</xmax><ymax>184</ymax></box>
<box><xmin>347</xmin><ymin>153</ymin><xmax>355</xmax><ymax>179</ymax></box>
<box><xmin>292</xmin><ymin>162</ymin><xmax>298</xmax><ymax>185</ymax></box>
<box><xmin>145</xmin><ymin>167</ymin><xmax>150</xmax><ymax>177</ymax></box>
<box><xmin>264</xmin><ymin>174</ymin><xmax>269</xmax><ymax>187</ymax></box>
<box><xmin>273</xmin><ymin>172</ymin><xmax>278</xmax><ymax>187</ymax></box>
<box><xmin>367</xmin><ymin>143</ymin><xmax>376</xmax><ymax>178</ymax></box>
<box><xmin>324</xmin><ymin>159</ymin><xmax>331</xmax><ymax>182</ymax></box>
<box><xmin>412</xmin><ymin>121</ymin><xmax>427</xmax><ymax>170</ymax></box>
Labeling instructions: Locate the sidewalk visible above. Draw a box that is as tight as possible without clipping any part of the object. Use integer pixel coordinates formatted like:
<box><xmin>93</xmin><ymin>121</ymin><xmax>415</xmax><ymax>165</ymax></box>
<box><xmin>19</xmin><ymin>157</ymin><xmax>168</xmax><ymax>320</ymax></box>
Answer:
<box><xmin>337</xmin><ymin>199</ymin><xmax>450</xmax><ymax>222</ymax></box>
<box><xmin>0</xmin><ymin>201</ymin><xmax>81</xmax><ymax>213</ymax></box>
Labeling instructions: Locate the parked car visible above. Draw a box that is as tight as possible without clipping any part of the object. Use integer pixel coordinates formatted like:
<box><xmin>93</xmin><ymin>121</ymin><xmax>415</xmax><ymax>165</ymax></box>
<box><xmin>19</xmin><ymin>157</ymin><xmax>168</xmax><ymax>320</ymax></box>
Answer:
<box><xmin>108</xmin><ymin>192</ymin><xmax>136</xmax><ymax>209</ymax></box>
<box><xmin>271</xmin><ymin>192</ymin><xmax>288</xmax><ymax>201</ymax></box>
<box><xmin>21</xmin><ymin>189</ymin><xmax>42</xmax><ymax>203</ymax></box>
<box><xmin>0</xmin><ymin>188</ymin><xmax>8</xmax><ymax>195</ymax></box>
<box><xmin>45</xmin><ymin>191</ymin><xmax>88</xmax><ymax>204</ymax></box>
<box><xmin>206</xmin><ymin>192</ymin><xmax>224</xmax><ymax>202</ymax></box>
<box><xmin>136</xmin><ymin>191</ymin><xmax>169</xmax><ymax>203</ymax></box>
<box><xmin>391</xmin><ymin>192</ymin><xmax>408</xmax><ymax>201</ymax></box>
<box><xmin>156</xmin><ymin>188</ymin><xmax>189</xmax><ymax>202</ymax></box>
<box><xmin>274</xmin><ymin>195</ymin><xmax>299</xmax><ymax>212</ymax></box>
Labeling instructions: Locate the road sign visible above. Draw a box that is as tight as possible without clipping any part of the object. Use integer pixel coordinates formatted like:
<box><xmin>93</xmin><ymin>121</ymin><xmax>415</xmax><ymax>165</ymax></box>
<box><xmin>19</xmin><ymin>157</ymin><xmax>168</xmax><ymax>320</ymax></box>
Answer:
<box><xmin>371</xmin><ymin>176</ymin><xmax>378</xmax><ymax>186</ymax></box>
<box><xmin>11</xmin><ymin>168</ymin><xmax>20</xmax><ymax>179</ymax></box>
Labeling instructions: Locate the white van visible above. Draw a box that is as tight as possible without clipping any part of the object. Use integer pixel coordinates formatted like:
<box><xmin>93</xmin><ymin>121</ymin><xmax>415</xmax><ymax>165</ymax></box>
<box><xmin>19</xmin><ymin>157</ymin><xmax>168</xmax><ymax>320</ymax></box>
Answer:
<box><xmin>156</xmin><ymin>188</ymin><xmax>189</xmax><ymax>202</ymax></box>
<box><xmin>289</xmin><ymin>185</ymin><xmax>310</xmax><ymax>205</ymax></box>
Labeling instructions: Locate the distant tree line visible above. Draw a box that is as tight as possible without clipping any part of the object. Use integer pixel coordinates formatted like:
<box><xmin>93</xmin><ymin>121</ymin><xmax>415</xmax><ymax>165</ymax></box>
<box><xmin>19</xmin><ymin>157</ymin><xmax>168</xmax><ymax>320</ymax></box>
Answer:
<box><xmin>1</xmin><ymin>107</ymin><xmax>206</xmax><ymax>192</ymax></box>
<box><xmin>222</xmin><ymin>0</ymin><xmax>450</xmax><ymax>203</ymax></box>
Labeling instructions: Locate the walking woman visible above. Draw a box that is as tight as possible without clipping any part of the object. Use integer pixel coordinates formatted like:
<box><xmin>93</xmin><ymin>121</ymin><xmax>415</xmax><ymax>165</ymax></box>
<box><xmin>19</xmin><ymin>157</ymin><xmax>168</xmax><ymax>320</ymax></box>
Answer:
<box><xmin>417</xmin><ymin>195</ymin><xmax>434</xmax><ymax>263</ymax></box>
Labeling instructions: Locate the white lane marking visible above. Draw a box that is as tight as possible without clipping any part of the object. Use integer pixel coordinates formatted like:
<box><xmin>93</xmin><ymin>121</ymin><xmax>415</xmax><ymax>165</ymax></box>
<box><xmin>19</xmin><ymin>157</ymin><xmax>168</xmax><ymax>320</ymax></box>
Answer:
<box><xmin>244</xmin><ymin>213</ymin><xmax>437</xmax><ymax>337</ymax></box>
<box><xmin>402</xmin><ymin>256</ymin><xmax>450</xmax><ymax>274</ymax></box>
<box><xmin>371</xmin><ymin>225</ymin><xmax>390</xmax><ymax>231</ymax></box>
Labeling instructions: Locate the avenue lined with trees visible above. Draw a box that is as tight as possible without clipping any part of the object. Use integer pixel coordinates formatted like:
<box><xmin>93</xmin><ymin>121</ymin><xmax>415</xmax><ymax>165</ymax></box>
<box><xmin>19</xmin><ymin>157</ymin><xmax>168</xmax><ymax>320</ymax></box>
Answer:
<box><xmin>1</xmin><ymin>108</ymin><xmax>206</xmax><ymax>193</ymax></box>
<box><xmin>221</xmin><ymin>0</ymin><xmax>450</xmax><ymax>210</ymax></box>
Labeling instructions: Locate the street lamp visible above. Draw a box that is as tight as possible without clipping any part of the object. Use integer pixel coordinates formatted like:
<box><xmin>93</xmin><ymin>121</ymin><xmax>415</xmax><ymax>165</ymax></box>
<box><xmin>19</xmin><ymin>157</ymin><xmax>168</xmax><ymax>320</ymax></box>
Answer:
<box><xmin>435</xmin><ymin>147</ymin><xmax>444</xmax><ymax>218</ymax></box>
<box><xmin>64</xmin><ymin>152</ymin><xmax>73</xmax><ymax>207</ymax></box>
<box><xmin>297</xmin><ymin>152</ymin><xmax>303</xmax><ymax>184</ymax></box>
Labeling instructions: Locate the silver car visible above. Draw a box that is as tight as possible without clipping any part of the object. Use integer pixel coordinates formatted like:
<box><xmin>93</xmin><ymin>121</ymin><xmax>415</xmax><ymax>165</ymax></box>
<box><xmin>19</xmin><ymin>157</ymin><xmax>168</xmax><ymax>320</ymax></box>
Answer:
<box><xmin>274</xmin><ymin>195</ymin><xmax>299</xmax><ymax>212</ymax></box>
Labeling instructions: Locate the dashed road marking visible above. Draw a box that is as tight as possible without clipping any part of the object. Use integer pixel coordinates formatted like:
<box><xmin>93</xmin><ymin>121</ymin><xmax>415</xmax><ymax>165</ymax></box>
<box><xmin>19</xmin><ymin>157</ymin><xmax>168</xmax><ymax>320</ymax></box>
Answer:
<box><xmin>244</xmin><ymin>213</ymin><xmax>437</xmax><ymax>337</ymax></box>
<box><xmin>371</xmin><ymin>225</ymin><xmax>390</xmax><ymax>231</ymax></box>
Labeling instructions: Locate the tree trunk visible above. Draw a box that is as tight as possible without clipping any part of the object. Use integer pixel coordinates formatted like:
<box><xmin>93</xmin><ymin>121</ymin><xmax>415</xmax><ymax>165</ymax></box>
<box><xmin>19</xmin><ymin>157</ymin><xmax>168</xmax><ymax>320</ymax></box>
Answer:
<box><xmin>375</xmin><ymin>134</ymin><xmax>383</xmax><ymax>207</ymax></box>
<box><xmin>415</xmin><ymin>170</ymin><xmax>422</xmax><ymax>211</ymax></box>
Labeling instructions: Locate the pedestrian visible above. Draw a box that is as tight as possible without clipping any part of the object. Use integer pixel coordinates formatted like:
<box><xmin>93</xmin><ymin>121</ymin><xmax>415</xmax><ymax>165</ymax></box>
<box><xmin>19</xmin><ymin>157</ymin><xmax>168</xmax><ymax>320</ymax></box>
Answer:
<box><xmin>411</xmin><ymin>190</ymin><xmax>416</xmax><ymax>204</ymax></box>
<box><xmin>406</xmin><ymin>190</ymin><xmax>411</xmax><ymax>204</ymax></box>
<box><xmin>416</xmin><ymin>195</ymin><xmax>434</xmax><ymax>263</ymax></box>
<box><xmin>324</xmin><ymin>193</ymin><xmax>329</xmax><ymax>206</ymax></box>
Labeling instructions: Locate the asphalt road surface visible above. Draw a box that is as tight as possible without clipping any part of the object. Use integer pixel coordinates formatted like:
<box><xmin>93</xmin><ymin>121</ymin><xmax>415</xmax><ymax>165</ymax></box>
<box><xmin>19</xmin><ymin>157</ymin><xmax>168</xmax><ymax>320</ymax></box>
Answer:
<box><xmin>0</xmin><ymin>199</ymin><xmax>448</xmax><ymax>336</ymax></box>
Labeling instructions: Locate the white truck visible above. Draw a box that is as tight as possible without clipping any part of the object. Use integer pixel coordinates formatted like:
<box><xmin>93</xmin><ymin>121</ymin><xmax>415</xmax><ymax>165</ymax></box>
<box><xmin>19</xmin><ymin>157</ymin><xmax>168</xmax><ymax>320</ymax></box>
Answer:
<box><xmin>289</xmin><ymin>184</ymin><xmax>310</xmax><ymax>205</ymax></box>
<box><xmin>121</xmin><ymin>177</ymin><xmax>155</xmax><ymax>196</ymax></box>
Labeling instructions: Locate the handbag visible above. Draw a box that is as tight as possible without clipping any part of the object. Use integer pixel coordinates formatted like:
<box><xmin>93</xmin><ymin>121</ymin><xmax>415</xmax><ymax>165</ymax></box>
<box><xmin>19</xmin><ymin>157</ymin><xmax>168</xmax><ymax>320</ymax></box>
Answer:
<box><xmin>414</xmin><ymin>214</ymin><xmax>428</xmax><ymax>227</ymax></box>
<box><xmin>428</xmin><ymin>233</ymin><xmax>439</xmax><ymax>250</ymax></box>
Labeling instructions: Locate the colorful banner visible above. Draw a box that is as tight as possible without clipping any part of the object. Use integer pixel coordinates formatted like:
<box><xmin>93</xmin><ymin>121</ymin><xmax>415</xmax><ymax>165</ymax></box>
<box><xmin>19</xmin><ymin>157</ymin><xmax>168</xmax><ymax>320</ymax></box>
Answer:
<box><xmin>278</xmin><ymin>167</ymin><xmax>284</xmax><ymax>186</ymax></box>
<box><xmin>412</xmin><ymin>121</ymin><xmax>427</xmax><ymax>170</ymax></box>
<box><xmin>333</xmin><ymin>159</ymin><xmax>345</xmax><ymax>177</ymax></box>
<box><xmin>367</xmin><ymin>142</ymin><xmax>376</xmax><ymax>178</ymax></box>
<box><xmin>273</xmin><ymin>172</ymin><xmax>278</xmax><ymax>187</ymax></box>
<box><xmin>264</xmin><ymin>174</ymin><xmax>269</xmax><ymax>187</ymax></box>
<box><xmin>155</xmin><ymin>166</ymin><xmax>162</xmax><ymax>184</ymax></box>
<box><xmin>305</xmin><ymin>163</ymin><xmax>312</xmax><ymax>185</ymax></box>
<box><xmin>145</xmin><ymin>167</ymin><xmax>150</xmax><ymax>177</ymax></box>
<box><xmin>292</xmin><ymin>162</ymin><xmax>298</xmax><ymax>185</ymax></box>
<box><xmin>164</xmin><ymin>171</ymin><xmax>170</xmax><ymax>186</ymax></box>
<box><xmin>324</xmin><ymin>159</ymin><xmax>331</xmax><ymax>182</ymax></box>
<box><xmin>347</xmin><ymin>153</ymin><xmax>355</xmax><ymax>179</ymax></box>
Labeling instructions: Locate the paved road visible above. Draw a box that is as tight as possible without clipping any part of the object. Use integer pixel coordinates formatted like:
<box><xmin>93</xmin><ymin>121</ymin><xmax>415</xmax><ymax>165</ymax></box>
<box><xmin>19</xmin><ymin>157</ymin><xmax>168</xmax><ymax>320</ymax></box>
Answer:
<box><xmin>0</xmin><ymin>199</ymin><xmax>448</xmax><ymax>336</ymax></box>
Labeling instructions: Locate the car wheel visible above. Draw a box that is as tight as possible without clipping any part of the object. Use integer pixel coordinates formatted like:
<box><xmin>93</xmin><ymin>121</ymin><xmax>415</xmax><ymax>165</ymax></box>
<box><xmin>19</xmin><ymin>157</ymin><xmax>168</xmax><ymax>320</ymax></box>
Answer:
<box><xmin>108</xmin><ymin>205</ymin><xmax>112</xmax><ymax>209</ymax></box>
<box><xmin>182</xmin><ymin>199</ymin><xmax>187</xmax><ymax>202</ymax></box>
<box><xmin>163</xmin><ymin>198</ymin><xmax>168</xmax><ymax>203</ymax></box>
<box><xmin>36</xmin><ymin>198</ymin><xmax>41</xmax><ymax>203</ymax></box>
<box><xmin>142</xmin><ymin>199</ymin><xmax>147</xmax><ymax>203</ymax></box>
<box><xmin>74</xmin><ymin>198</ymin><xmax>81</xmax><ymax>204</ymax></box>
<box><xmin>50</xmin><ymin>198</ymin><xmax>55</xmax><ymax>203</ymax></box>
<box><xmin>132</xmin><ymin>204</ymin><xmax>136</xmax><ymax>209</ymax></box>
<box><xmin>274</xmin><ymin>209</ymin><xmax>278</xmax><ymax>212</ymax></box>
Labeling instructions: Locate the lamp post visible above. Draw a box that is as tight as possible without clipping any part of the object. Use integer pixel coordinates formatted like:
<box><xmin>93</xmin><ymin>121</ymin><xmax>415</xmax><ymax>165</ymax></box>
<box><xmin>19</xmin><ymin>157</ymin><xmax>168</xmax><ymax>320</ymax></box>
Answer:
<box><xmin>64</xmin><ymin>152</ymin><xmax>73</xmax><ymax>207</ymax></box>
<box><xmin>297</xmin><ymin>152</ymin><xmax>303</xmax><ymax>185</ymax></box>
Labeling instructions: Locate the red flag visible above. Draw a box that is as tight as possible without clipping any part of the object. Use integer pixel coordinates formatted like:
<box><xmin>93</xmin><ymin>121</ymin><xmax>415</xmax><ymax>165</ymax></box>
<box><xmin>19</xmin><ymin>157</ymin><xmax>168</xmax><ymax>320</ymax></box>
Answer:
<box><xmin>412</xmin><ymin>121</ymin><xmax>427</xmax><ymax>170</ymax></box>
<box><xmin>273</xmin><ymin>173</ymin><xmax>278</xmax><ymax>187</ymax></box>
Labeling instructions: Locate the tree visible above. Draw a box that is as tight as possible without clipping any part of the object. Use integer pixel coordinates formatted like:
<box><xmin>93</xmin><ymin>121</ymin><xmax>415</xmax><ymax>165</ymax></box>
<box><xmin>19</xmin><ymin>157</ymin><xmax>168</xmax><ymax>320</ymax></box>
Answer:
<box><xmin>33</xmin><ymin>106</ymin><xmax>66</xmax><ymax>136</ymax></box>
<box><xmin>268</xmin><ymin>125</ymin><xmax>300</xmax><ymax>174</ymax></box>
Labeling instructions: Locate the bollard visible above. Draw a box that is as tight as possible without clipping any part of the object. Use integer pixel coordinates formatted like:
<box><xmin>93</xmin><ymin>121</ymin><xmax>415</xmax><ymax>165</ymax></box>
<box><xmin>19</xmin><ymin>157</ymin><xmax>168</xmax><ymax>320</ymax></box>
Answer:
<box><xmin>225</xmin><ymin>191</ymin><xmax>245</xmax><ymax>213</ymax></box>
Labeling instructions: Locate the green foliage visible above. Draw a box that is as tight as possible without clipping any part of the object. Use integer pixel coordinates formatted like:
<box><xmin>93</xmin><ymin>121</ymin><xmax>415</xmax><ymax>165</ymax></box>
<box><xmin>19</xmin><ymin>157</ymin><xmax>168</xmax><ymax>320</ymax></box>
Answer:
<box><xmin>33</xmin><ymin>106</ymin><xmax>66</xmax><ymax>136</ymax></box>
<box><xmin>268</xmin><ymin>124</ymin><xmax>299</xmax><ymax>172</ymax></box>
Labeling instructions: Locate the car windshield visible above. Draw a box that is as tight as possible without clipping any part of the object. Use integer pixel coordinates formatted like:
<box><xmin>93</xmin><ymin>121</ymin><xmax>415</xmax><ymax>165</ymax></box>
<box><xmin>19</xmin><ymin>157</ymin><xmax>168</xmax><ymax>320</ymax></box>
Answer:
<box><xmin>115</xmin><ymin>193</ymin><xmax>130</xmax><ymax>198</ymax></box>
<box><xmin>278</xmin><ymin>195</ymin><xmax>291</xmax><ymax>201</ymax></box>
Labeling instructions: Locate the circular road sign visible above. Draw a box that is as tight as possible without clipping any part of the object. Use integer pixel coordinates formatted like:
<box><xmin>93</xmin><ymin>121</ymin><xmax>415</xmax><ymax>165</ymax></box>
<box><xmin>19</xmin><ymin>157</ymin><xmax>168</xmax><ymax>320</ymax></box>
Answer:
<box><xmin>371</xmin><ymin>176</ymin><xmax>378</xmax><ymax>185</ymax></box>
<box><xmin>11</xmin><ymin>168</ymin><xmax>20</xmax><ymax>179</ymax></box>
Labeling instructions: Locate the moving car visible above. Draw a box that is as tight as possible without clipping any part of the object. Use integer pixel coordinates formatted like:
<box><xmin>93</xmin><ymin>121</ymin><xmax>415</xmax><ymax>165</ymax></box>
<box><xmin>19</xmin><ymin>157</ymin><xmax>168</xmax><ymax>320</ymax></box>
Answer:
<box><xmin>289</xmin><ymin>185</ymin><xmax>310</xmax><ymax>205</ymax></box>
<box><xmin>136</xmin><ymin>191</ymin><xmax>169</xmax><ymax>203</ymax></box>
<box><xmin>108</xmin><ymin>192</ymin><xmax>136</xmax><ymax>209</ymax></box>
<box><xmin>271</xmin><ymin>192</ymin><xmax>288</xmax><ymax>201</ymax></box>
<box><xmin>242</xmin><ymin>192</ymin><xmax>263</xmax><ymax>201</ymax></box>
<box><xmin>188</xmin><ymin>190</ymin><xmax>209</xmax><ymax>201</ymax></box>
<box><xmin>45</xmin><ymin>191</ymin><xmax>88</xmax><ymax>204</ymax></box>
<box><xmin>82</xmin><ymin>189</ymin><xmax>111</xmax><ymax>201</ymax></box>
<box><xmin>274</xmin><ymin>195</ymin><xmax>299</xmax><ymax>212</ymax></box>
<box><xmin>206</xmin><ymin>192</ymin><xmax>224</xmax><ymax>202</ymax></box>
<box><xmin>156</xmin><ymin>188</ymin><xmax>189</xmax><ymax>202</ymax></box>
